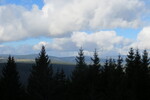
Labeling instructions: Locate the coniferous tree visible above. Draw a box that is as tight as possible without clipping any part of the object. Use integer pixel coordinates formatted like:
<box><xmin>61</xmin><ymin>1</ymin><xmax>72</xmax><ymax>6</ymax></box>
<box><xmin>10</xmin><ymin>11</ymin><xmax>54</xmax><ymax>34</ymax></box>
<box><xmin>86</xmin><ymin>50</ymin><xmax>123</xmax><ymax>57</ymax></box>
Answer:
<box><xmin>27</xmin><ymin>46</ymin><xmax>53</xmax><ymax>100</ymax></box>
<box><xmin>91</xmin><ymin>49</ymin><xmax>100</xmax><ymax>68</ymax></box>
<box><xmin>88</xmin><ymin>49</ymin><xmax>101</xmax><ymax>100</ymax></box>
<box><xmin>107</xmin><ymin>58</ymin><xmax>117</xmax><ymax>100</ymax></box>
<box><xmin>125</xmin><ymin>48</ymin><xmax>150</xmax><ymax>100</ymax></box>
<box><xmin>70</xmin><ymin>47</ymin><xmax>88</xmax><ymax>100</ymax></box>
<box><xmin>89</xmin><ymin>49</ymin><xmax>101</xmax><ymax>80</ymax></box>
<box><xmin>116</xmin><ymin>54</ymin><xmax>123</xmax><ymax>73</ymax></box>
<box><xmin>116</xmin><ymin>55</ymin><xmax>124</xmax><ymax>82</ymax></box>
<box><xmin>125</xmin><ymin>48</ymin><xmax>137</xmax><ymax>100</ymax></box>
<box><xmin>0</xmin><ymin>56</ymin><xmax>23</xmax><ymax>100</ymax></box>
<box><xmin>138</xmin><ymin>49</ymin><xmax>150</xmax><ymax>99</ymax></box>
<box><xmin>126</xmin><ymin>48</ymin><xmax>135</xmax><ymax>77</ymax></box>
<box><xmin>142</xmin><ymin>49</ymin><xmax>149</xmax><ymax>72</ymax></box>
<box><xmin>101</xmin><ymin>58</ymin><xmax>117</xmax><ymax>100</ymax></box>
<box><xmin>71</xmin><ymin>47</ymin><xmax>88</xmax><ymax>81</ymax></box>
<box><xmin>115</xmin><ymin>55</ymin><xmax>124</xmax><ymax>100</ymax></box>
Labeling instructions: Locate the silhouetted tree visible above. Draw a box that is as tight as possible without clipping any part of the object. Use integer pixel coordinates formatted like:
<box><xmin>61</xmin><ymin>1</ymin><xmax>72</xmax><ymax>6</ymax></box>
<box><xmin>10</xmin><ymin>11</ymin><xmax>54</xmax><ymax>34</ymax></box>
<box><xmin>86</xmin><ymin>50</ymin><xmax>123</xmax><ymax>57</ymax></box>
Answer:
<box><xmin>124</xmin><ymin>48</ymin><xmax>137</xmax><ymax>100</ymax></box>
<box><xmin>138</xmin><ymin>49</ymin><xmax>150</xmax><ymax>99</ymax></box>
<box><xmin>142</xmin><ymin>49</ymin><xmax>150</xmax><ymax>71</ymax></box>
<box><xmin>115</xmin><ymin>55</ymin><xmax>124</xmax><ymax>100</ymax></box>
<box><xmin>27</xmin><ymin>46</ymin><xmax>53</xmax><ymax>100</ymax></box>
<box><xmin>88</xmin><ymin>49</ymin><xmax>101</xmax><ymax>100</ymax></box>
<box><xmin>0</xmin><ymin>56</ymin><xmax>23</xmax><ymax>100</ymax></box>
<box><xmin>125</xmin><ymin>48</ymin><xmax>150</xmax><ymax>100</ymax></box>
<box><xmin>71</xmin><ymin>47</ymin><xmax>88</xmax><ymax>81</ymax></box>
<box><xmin>126</xmin><ymin>48</ymin><xmax>135</xmax><ymax>77</ymax></box>
<box><xmin>70</xmin><ymin>47</ymin><xmax>88</xmax><ymax>100</ymax></box>
<box><xmin>101</xmin><ymin>58</ymin><xmax>117</xmax><ymax>100</ymax></box>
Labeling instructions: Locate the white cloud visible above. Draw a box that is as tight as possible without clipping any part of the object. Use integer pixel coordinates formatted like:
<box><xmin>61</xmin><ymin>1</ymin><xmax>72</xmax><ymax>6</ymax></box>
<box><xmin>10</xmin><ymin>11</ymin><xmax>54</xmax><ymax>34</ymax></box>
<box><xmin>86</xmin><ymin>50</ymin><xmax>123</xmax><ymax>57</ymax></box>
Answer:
<box><xmin>129</xmin><ymin>26</ymin><xmax>150</xmax><ymax>50</ymax></box>
<box><xmin>43</xmin><ymin>0</ymin><xmax>145</xmax><ymax>34</ymax></box>
<box><xmin>33</xmin><ymin>41</ymin><xmax>48</xmax><ymax>50</ymax></box>
<box><xmin>33</xmin><ymin>31</ymin><xmax>131</xmax><ymax>56</ymax></box>
<box><xmin>0</xmin><ymin>0</ymin><xmax>147</xmax><ymax>42</ymax></box>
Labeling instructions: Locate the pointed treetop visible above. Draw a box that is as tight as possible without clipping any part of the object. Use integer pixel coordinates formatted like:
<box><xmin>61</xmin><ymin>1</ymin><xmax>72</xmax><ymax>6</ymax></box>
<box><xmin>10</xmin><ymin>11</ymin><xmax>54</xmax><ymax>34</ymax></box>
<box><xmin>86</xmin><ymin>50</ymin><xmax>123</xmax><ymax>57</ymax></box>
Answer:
<box><xmin>142</xmin><ymin>49</ymin><xmax>150</xmax><ymax>68</ymax></box>
<box><xmin>75</xmin><ymin>47</ymin><xmax>86</xmax><ymax>67</ymax></box>
<box><xmin>117</xmin><ymin>54</ymin><xmax>123</xmax><ymax>68</ymax></box>
<box><xmin>126</xmin><ymin>47</ymin><xmax>135</xmax><ymax>63</ymax></box>
<box><xmin>91</xmin><ymin>48</ymin><xmax>100</xmax><ymax>66</ymax></box>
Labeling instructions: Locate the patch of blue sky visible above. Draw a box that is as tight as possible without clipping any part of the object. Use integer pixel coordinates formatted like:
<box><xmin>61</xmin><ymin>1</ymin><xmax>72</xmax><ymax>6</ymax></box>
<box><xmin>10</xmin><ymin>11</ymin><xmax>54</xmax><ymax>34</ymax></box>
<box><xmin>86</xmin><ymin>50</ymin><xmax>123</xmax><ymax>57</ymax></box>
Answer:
<box><xmin>141</xmin><ymin>15</ymin><xmax>150</xmax><ymax>25</ymax></box>
<box><xmin>2</xmin><ymin>37</ymin><xmax>52</xmax><ymax>47</ymax></box>
<box><xmin>114</xmin><ymin>28</ymin><xmax>141</xmax><ymax>40</ymax></box>
<box><xmin>0</xmin><ymin>0</ymin><xmax>44</xmax><ymax>9</ymax></box>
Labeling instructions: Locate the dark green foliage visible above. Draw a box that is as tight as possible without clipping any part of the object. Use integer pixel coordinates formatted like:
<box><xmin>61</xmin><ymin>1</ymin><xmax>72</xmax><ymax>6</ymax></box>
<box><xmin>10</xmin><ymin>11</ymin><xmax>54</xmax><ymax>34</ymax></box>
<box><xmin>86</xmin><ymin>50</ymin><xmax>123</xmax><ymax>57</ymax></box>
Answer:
<box><xmin>70</xmin><ymin>48</ymin><xmax>89</xmax><ymax>100</ymax></box>
<box><xmin>142</xmin><ymin>49</ymin><xmax>150</xmax><ymax>71</ymax></box>
<box><xmin>91</xmin><ymin>49</ymin><xmax>101</xmax><ymax>68</ymax></box>
<box><xmin>75</xmin><ymin>47</ymin><xmax>87</xmax><ymax>69</ymax></box>
<box><xmin>126</xmin><ymin>48</ymin><xmax>135</xmax><ymax>77</ymax></box>
<box><xmin>89</xmin><ymin>49</ymin><xmax>101</xmax><ymax>79</ymax></box>
<box><xmin>114</xmin><ymin>55</ymin><xmax>124</xmax><ymax>100</ymax></box>
<box><xmin>124</xmin><ymin>48</ymin><xmax>150</xmax><ymax>100</ymax></box>
<box><xmin>139</xmin><ymin>49</ymin><xmax>150</xmax><ymax>99</ymax></box>
<box><xmin>124</xmin><ymin>48</ymin><xmax>139</xmax><ymax>100</ymax></box>
<box><xmin>71</xmin><ymin>47</ymin><xmax>88</xmax><ymax>81</ymax></box>
<box><xmin>116</xmin><ymin>55</ymin><xmax>124</xmax><ymax>81</ymax></box>
<box><xmin>87</xmin><ymin>49</ymin><xmax>101</xmax><ymax>100</ymax></box>
<box><xmin>27</xmin><ymin>46</ymin><xmax>53</xmax><ymax>100</ymax></box>
<box><xmin>0</xmin><ymin>56</ymin><xmax>24</xmax><ymax>100</ymax></box>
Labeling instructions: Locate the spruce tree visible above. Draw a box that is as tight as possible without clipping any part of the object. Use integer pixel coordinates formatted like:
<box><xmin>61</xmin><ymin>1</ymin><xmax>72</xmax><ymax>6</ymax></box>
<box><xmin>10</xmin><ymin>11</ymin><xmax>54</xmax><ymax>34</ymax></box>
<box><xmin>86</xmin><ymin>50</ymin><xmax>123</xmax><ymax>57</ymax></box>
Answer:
<box><xmin>75</xmin><ymin>47</ymin><xmax>87</xmax><ymax>70</ymax></box>
<box><xmin>138</xmin><ymin>49</ymin><xmax>150</xmax><ymax>99</ymax></box>
<box><xmin>125</xmin><ymin>48</ymin><xmax>137</xmax><ymax>100</ymax></box>
<box><xmin>125</xmin><ymin>48</ymin><xmax>135</xmax><ymax>87</ymax></box>
<box><xmin>126</xmin><ymin>48</ymin><xmax>135</xmax><ymax>77</ymax></box>
<box><xmin>0</xmin><ymin>56</ymin><xmax>23</xmax><ymax>100</ymax></box>
<box><xmin>115</xmin><ymin>55</ymin><xmax>124</xmax><ymax>100</ymax></box>
<box><xmin>89</xmin><ymin>49</ymin><xmax>101</xmax><ymax>79</ymax></box>
<box><xmin>107</xmin><ymin>58</ymin><xmax>117</xmax><ymax>100</ymax></box>
<box><xmin>142</xmin><ymin>49</ymin><xmax>149</xmax><ymax>72</ymax></box>
<box><xmin>116</xmin><ymin>55</ymin><xmax>124</xmax><ymax>83</ymax></box>
<box><xmin>70</xmin><ymin>47</ymin><xmax>88</xmax><ymax>100</ymax></box>
<box><xmin>125</xmin><ymin>48</ymin><xmax>149</xmax><ymax>100</ymax></box>
<box><xmin>27</xmin><ymin>46</ymin><xmax>53</xmax><ymax>100</ymax></box>
<box><xmin>71</xmin><ymin>47</ymin><xmax>87</xmax><ymax>81</ymax></box>
<box><xmin>100</xmin><ymin>58</ymin><xmax>117</xmax><ymax>100</ymax></box>
<box><xmin>116</xmin><ymin>54</ymin><xmax>123</xmax><ymax>72</ymax></box>
<box><xmin>91</xmin><ymin>49</ymin><xmax>100</xmax><ymax>66</ymax></box>
<box><xmin>88</xmin><ymin>49</ymin><xmax>101</xmax><ymax>100</ymax></box>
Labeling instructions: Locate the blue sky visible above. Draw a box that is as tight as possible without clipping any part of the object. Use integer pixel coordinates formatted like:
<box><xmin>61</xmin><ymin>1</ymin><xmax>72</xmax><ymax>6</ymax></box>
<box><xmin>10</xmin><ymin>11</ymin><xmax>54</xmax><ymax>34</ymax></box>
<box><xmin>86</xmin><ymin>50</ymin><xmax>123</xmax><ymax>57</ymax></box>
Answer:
<box><xmin>0</xmin><ymin>0</ymin><xmax>44</xmax><ymax>9</ymax></box>
<box><xmin>0</xmin><ymin>0</ymin><xmax>150</xmax><ymax>56</ymax></box>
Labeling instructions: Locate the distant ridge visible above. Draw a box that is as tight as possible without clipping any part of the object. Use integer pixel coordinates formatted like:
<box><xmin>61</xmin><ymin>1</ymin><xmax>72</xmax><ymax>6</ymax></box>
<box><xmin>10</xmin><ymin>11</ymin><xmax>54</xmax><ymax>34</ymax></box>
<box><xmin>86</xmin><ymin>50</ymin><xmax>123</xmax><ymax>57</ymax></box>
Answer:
<box><xmin>0</xmin><ymin>54</ymin><xmax>126</xmax><ymax>64</ymax></box>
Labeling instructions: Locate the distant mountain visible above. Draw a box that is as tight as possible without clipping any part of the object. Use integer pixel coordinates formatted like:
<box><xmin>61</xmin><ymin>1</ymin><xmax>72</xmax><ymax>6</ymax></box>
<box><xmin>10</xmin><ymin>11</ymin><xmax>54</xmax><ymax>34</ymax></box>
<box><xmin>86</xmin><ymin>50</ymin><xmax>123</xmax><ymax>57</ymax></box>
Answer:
<box><xmin>0</xmin><ymin>54</ymin><xmax>91</xmax><ymax>64</ymax></box>
<box><xmin>0</xmin><ymin>54</ymin><xmax>37</xmax><ymax>59</ymax></box>
<box><xmin>0</xmin><ymin>54</ymin><xmax>126</xmax><ymax>64</ymax></box>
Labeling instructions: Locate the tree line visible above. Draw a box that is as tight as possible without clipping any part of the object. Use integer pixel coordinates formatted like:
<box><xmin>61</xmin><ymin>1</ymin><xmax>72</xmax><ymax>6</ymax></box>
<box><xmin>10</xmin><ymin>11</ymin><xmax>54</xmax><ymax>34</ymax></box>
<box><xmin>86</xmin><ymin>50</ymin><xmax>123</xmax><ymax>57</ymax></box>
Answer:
<box><xmin>0</xmin><ymin>46</ymin><xmax>150</xmax><ymax>100</ymax></box>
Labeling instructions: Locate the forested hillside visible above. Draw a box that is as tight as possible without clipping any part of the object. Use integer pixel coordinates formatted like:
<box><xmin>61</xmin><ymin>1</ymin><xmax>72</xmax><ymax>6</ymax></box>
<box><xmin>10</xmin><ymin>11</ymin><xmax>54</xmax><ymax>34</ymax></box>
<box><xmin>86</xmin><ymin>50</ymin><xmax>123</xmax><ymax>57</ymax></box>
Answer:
<box><xmin>0</xmin><ymin>46</ymin><xmax>150</xmax><ymax>100</ymax></box>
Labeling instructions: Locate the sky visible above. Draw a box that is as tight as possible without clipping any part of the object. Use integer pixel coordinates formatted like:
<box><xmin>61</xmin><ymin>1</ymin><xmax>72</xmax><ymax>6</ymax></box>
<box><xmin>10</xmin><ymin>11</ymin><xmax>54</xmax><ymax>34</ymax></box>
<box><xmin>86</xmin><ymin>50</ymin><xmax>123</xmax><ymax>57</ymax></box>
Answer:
<box><xmin>0</xmin><ymin>0</ymin><xmax>150</xmax><ymax>57</ymax></box>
